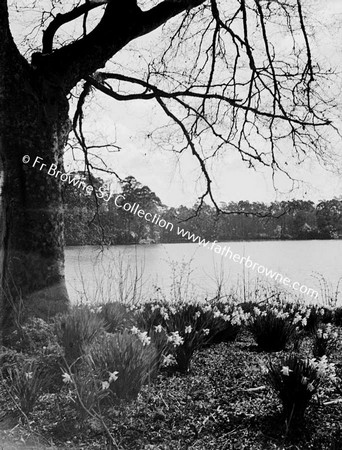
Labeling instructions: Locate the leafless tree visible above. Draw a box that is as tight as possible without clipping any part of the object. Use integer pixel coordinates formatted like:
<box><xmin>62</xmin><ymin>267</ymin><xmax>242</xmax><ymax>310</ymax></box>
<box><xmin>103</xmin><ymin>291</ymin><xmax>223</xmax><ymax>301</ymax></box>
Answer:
<box><xmin>0</xmin><ymin>0</ymin><xmax>339</xmax><ymax>339</ymax></box>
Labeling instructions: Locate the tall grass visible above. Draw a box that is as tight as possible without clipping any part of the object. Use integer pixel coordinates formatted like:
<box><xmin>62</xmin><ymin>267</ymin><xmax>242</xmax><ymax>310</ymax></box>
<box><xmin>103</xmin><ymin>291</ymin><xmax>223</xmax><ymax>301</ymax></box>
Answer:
<box><xmin>68</xmin><ymin>248</ymin><xmax>146</xmax><ymax>306</ymax></box>
<box><xmin>313</xmin><ymin>273</ymin><xmax>342</xmax><ymax>308</ymax></box>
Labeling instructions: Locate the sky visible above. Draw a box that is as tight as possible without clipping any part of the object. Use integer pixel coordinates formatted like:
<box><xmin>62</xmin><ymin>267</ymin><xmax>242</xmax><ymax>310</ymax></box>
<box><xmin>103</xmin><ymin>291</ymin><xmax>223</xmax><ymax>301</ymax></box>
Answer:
<box><xmin>9</xmin><ymin>0</ymin><xmax>342</xmax><ymax>208</ymax></box>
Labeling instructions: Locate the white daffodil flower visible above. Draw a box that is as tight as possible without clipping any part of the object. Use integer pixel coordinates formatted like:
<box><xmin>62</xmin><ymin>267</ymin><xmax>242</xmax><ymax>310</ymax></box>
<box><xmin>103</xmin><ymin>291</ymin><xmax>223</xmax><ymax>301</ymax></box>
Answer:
<box><xmin>162</xmin><ymin>354</ymin><xmax>176</xmax><ymax>367</ymax></box>
<box><xmin>102</xmin><ymin>381</ymin><xmax>110</xmax><ymax>390</ymax></box>
<box><xmin>167</xmin><ymin>331</ymin><xmax>184</xmax><ymax>347</ymax></box>
<box><xmin>108</xmin><ymin>371</ymin><xmax>119</xmax><ymax>383</ymax></box>
<box><xmin>62</xmin><ymin>372</ymin><xmax>72</xmax><ymax>384</ymax></box>
<box><xmin>281</xmin><ymin>366</ymin><xmax>293</xmax><ymax>376</ymax></box>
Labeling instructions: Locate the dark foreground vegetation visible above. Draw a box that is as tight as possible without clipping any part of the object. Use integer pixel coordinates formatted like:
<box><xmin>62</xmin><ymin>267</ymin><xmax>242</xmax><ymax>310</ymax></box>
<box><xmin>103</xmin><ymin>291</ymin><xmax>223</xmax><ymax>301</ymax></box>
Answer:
<box><xmin>1</xmin><ymin>289</ymin><xmax>342</xmax><ymax>449</ymax></box>
<box><xmin>64</xmin><ymin>174</ymin><xmax>342</xmax><ymax>245</ymax></box>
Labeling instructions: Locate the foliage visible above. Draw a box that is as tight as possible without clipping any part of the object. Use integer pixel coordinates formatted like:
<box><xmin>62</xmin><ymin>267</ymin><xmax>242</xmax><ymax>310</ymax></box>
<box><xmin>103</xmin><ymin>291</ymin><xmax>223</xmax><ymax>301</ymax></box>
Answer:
<box><xmin>63</xmin><ymin>190</ymin><xmax>342</xmax><ymax>245</ymax></box>
<box><xmin>5</xmin><ymin>317</ymin><xmax>58</xmax><ymax>354</ymax></box>
<box><xmin>60</xmin><ymin>362</ymin><xmax>108</xmax><ymax>421</ymax></box>
<box><xmin>304</xmin><ymin>306</ymin><xmax>326</xmax><ymax>333</ymax></box>
<box><xmin>147</xmin><ymin>326</ymin><xmax>170</xmax><ymax>373</ymax></box>
<box><xmin>97</xmin><ymin>302</ymin><xmax>136</xmax><ymax>333</ymax></box>
<box><xmin>162</xmin><ymin>302</ymin><xmax>217</xmax><ymax>372</ymax></box>
<box><xmin>0</xmin><ymin>358</ymin><xmax>52</xmax><ymax>416</ymax></box>
<box><xmin>0</xmin><ymin>348</ymin><xmax>27</xmax><ymax>379</ymax></box>
<box><xmin>205</xmin><ymin>300</ymin><xmax>249</xmax><ymax>345</ymax></box>
<box><xmin>134</xmin><ymin>300</ymin><xmax>168</xmax><ymax>332</ymax></box>
<box><xmin>266</xmin><ymin>354</ymin><xmax>337</xmax><ymax>427</ymax></box>
<box><xmin>133</xmin><ymin>295</ymin><xmax>251</xmax><ymax>373</ymax></box>
<box><xmin>55</xmin><ymin>307</ymin><xmax>106</xmax><ymax>366</ymax></box>
<box><xmin>157</xmin><ymin>299</ymin><xmax>248</xmax><ymax>372</ymax></box>
<box><xmin>249</xmin><ymin>310</ymin><xmax>298</xmax><ymax>352</ymax></box>
<box><xmin>334</xmin><ymin>307</ymin><xmax>342</xmax><ymax>327</ymax></box>
<box><xmin>64</xmin><ymin>175</ymin><xmax>163</xmax><ymax>245</ymax></box>
<box><xmin>312</xmin><ymin>323</ymin><xmax>339</xmax><ymax>358</ymax></box>
<box><xmin>90</xmin><ymin>330</ymin><xmax>158</xmax><ymax>403</ymax></box>
<box><xmin>1</xmin><ymin>302</ymin><xmax>342</xmax><ymax>448</ymax></box>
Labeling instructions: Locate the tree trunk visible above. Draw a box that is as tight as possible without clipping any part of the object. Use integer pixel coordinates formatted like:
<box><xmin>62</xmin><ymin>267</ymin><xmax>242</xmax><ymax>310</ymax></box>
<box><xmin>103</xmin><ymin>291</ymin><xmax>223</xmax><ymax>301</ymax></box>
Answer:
<box><xmin>0</xmin><ymin>50</ymin><xmax>70</xmax><ymax>340</ymax></box>
<box><xmin>0</xmin><ymin>0</ymin><xmax>205</xmax><ymax>343</ymax></box>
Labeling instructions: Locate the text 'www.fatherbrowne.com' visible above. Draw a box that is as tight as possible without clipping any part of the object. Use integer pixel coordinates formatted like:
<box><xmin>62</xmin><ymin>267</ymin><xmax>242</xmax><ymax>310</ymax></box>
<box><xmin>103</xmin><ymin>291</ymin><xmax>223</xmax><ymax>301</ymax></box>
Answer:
<box><xmin>175</xmin><ymin>228</ymin><xmax>319</xmax><ymax>300</ymax></box>
<box><xmin>24</xmin><ymin>154</ymin><xmax>319</xmax><ymax>300</ymax></box>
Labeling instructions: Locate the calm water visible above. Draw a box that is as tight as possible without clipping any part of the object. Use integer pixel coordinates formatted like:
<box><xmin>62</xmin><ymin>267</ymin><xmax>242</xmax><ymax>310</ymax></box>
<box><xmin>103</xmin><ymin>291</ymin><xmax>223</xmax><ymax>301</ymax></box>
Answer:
<box><xmin>65</xmin><ymin>240</ymin><xmax>342</xmax><ymax>305</ymax></box>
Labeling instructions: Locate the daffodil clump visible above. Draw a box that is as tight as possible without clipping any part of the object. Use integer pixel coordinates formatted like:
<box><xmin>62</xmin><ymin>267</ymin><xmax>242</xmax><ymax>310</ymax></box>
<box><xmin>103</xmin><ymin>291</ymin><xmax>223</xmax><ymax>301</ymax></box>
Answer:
<box><xmin>0</xmin><ymin>359</ymin><xmax>50</xmax><ymax>415</ymax></box>
<box><xmin>205</xmin><ymin>300</ymin><xmax>250</xmax><ymax>344</ymax></box>
<box><xmin>55</xmin><ymin>306</ymin><xmax>106</xmax><ymax>365</ymax></box>
<box><xmin>132</xmin><ymin>298</ymin><xmax>250</xmax><ymax>372</ymax></box>
<box><xmin>59</xmin><ymin>365</ymin><xmax>120</xmax><ymax>419</ymax></box>
<box><xmin>249</xmin><ymin>309</ymin><xmax>298</xmax><ymax>352</ymax></box>
<box><xmin>247</xmin><ymin>298</ymin><xmax>329</xmax><ymax>352</ymax></box>
<box><xmin>89</xmin><ymin>330</ymin><xmax>158</xmax><ymax>403</ymax></box>
<box><xmin>312</xmin><ymin>323</ymin><xmax>339</xmax><ymax>358</ymax></box>
<box><xmin>251</xmin><ymin>296</ymin><xmax>315</xmax><ymax>328</ymax></box>
<box><xmin>266</xmin><ymin>354</ymin><xmax>337</xmax><ymax>426</ymax></box>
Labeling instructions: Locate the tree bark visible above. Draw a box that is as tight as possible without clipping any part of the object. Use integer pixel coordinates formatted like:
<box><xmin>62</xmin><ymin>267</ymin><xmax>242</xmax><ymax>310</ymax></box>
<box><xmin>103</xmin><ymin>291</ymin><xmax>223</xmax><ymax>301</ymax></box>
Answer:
<box><xmin>0</xmin><ymin>8</ymin><xmax>70</xmax><ymax>338</ymax></box>
<box><xmin>0</xmin><ymin>0</ymin><xmax>206</xmax><ymax>341</ymax></box>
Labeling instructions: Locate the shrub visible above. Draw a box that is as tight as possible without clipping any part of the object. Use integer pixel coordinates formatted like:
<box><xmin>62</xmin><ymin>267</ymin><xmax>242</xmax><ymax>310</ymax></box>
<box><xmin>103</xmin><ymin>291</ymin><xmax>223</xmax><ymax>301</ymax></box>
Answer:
<box><xmin>55</xmin><ymin>306</ymin><xmax>106</xmax><ymax>366</ymax></box>
<box><xmin>249</xmin><ymin>310</ymin><xmax>297</xmax><ymax>352</ymax></box>
<box><xmin>312</xmin><ymin>323</ymin><xmax>339</xmax><ymax>358</ymax></box>
<box><xmin>97</xmin><ymin>302</ymin><xmax>136</xmax><ymax>333</ymax></box>
<box><xmin>90</xmin><ymin>330</ymin><xmax>158</xmax><ymax>403</ymax></box>
<box><xmin>266</xmin><ymin>354</ymin><xmax>336</xmax><ymax>428</ymax></box>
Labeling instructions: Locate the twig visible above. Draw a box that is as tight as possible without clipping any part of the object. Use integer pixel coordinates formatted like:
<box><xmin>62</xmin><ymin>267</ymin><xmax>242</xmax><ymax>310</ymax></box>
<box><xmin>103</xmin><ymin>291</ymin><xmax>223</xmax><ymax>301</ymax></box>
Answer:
<box><xmin>243</xmin><ymin>385</ymin><xmax>267</xmax><ymax>392</ymax></box>
<box><xmin>323</xmin><ymin>398</ymin><xmax>342</xmax><ymax>406</ymax></box>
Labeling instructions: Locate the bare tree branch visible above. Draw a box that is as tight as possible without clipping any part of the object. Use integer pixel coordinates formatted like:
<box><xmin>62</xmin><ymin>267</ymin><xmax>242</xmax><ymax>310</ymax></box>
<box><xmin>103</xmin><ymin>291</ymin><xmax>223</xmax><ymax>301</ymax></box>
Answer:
<box><xmin>42</xmin><ymin>2</ymin><xmax>104</xmax><ymax>54</ymax></box>
<box><xmin>76</xmin><ymin>0</ymin><xmax>338</xmax><ymax>214</ymax></box>
<box><xmin>37</xmin><ymin>0</ymin><xmax>206</xmax><ymax>91</ymax></box>
<box><xmin>18</xmin><ymin>0</ymin><xmax>339</xmax><ymax>215</ymax></box>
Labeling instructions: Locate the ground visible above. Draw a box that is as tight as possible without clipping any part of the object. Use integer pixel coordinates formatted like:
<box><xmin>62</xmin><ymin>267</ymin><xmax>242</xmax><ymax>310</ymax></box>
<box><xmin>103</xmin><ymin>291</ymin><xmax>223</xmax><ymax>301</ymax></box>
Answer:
<box><xmin>0</xmin><ymin>332</ymin><xmax>341</xmax><ymax>450</ymax></box>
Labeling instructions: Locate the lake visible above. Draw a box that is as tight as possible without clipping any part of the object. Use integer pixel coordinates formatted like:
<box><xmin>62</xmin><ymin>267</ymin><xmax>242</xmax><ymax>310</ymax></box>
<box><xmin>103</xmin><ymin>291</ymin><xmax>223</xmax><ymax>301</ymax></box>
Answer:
<box><xmin>65</xmin><ymin>240</ymin><xmax>342</xmax><ymax>306</ymax></box>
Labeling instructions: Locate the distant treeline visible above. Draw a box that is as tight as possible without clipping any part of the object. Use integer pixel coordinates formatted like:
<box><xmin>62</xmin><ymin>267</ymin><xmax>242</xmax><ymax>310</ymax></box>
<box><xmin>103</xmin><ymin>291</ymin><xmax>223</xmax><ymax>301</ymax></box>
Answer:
<box><xmin>63</xmin><ymin>173</ymin><xmax>342</xmax><ymax>246</ymax></box>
